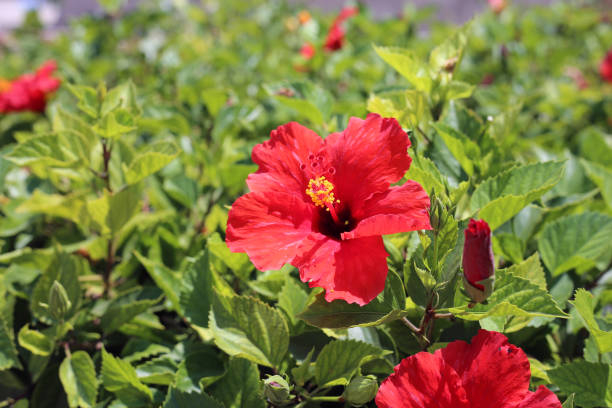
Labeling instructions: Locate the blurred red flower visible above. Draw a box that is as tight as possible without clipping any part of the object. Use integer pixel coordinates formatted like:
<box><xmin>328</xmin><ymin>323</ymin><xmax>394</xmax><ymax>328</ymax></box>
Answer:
<box><xmin>300</xmin><ymin>43</ymin><xmax>316</xmax><ymax>59</ymax></box>
<box><xmin>226</xmin><ymin>114</ymin><xmax>430</xmax><ymax>305</ymax></box>
<box><xmin>376</xmin><ymin>330</ymin><xmax>562</xmax><ymax>408</ymax></box>
<box><xmin>600</xmin><ymin>48</ymin><xmax>612</xmax><ymax>83</ymax></box>
<box><xmin>324</xmin><ymin>6</ymin><xmax>358</xmax><ymax>52</ymax></box>
<box><xmin>0</xmin><ymin>60</ymin><xmax>61</xmax><ymax>114</ymax></box>
<box><xmin>462</xmin><ymin>218</ymin><xmax>495</xmax><ymax>303</ymax></box>
<box><xmin>488</xmin><ymin>0</ymin><xmax>507</xmax><ymax>14</ymax></box>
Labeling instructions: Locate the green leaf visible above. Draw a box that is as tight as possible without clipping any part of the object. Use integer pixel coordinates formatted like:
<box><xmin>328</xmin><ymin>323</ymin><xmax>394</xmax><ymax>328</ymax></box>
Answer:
<box><xmin>87</xmin><ymin>185</ymin><xmax>141</xmax><ymax>236</ymax></box>
<box><xmin>448</xmin><ymin>269</ymin><xmax>567</xmax><ymax>322</ymax></box>
<box><xmin>405</xmin><ymin>155</ymin><xmax>448</xmax><ymax>198</ymax></box>
<box><xmin>291</xmin><ymin>348</ymin><xmax>315</xmax><ymax>387</ymax></box>
<box><xmin>31</xmin><ymin>251</ymin><xmax>83</xmax><ymax>324</ymax></box>
<box><xmin>134</xmin><ymin>252</ymin><xmax>182</xmax><ymax>313</ymax></box>
<box><xmin>18</xmin><ymin>325</ymin><xmax>54</xmax><ymax>356</ymax></box>
<box><xmin>492</xmin><ymin>233</ymin><xmax>525</xmax><ymax>265</ymax></box>
<box><xmin>51</xmin><ymin>108</ymin><xmax>97</xmax><ymax>159</ymax></box>
<box><xmin>446</xmin><ymin>80</ymin><xmax>475</xmax><ymax>100</ymax></box>
<box><xmin>562</xmin><ymin>394</ymin><xmax>575</xmax><ymax>408</ymax></box>
<box><xmin>547</xmin><ymin>361</ymin><xmax>612</xmax><ymax>408</ymax></box>
<box><xmin>471</xmin><ymin>161</ymin><xmax>566</xmax><ymax>230</ymax></box>
<box><xmin>101</xmin><ymin>81</ymin><xmax>140</xmax><ymax>116</ymax></box>
<box><xmin>210</xmin><ymin>294</ymin><xmax>289</xmax><ymax>368</ymax></box>
<box><xmin>432</xmin><ymin>123</ymin><xmax>480</xmax><ymax>177</ymax></box>
<box><xmin>428</xmin><ymin>24</ymin><xmax>469</xmax><ymax>73</ymax></box>
<box><xmin>579</xmin><ymin>127</ymin><xmax>612</xmax><ymax>169</ymax></box>
<box><xmin>315</xmin><ymin>340</ymin><xmax>385</xmax><ymax>387</ymax></box>
<box><xmin>298</xmin><ymin>269</ymin><xmax>406</xmax><ymax>329</ymax></box>
<box><xmin>538</xmin><ymin>212</ymin><xmax>612</xmax><ymax>276</ymax></box>
<box><xmin>207</xmin><ymin>233</ymin><xmax>253</xmax><ymax>280</ymax></box>
<box><xmin>367</xmin><ymin>89</ymin><xmax>431</xmax><ymax>129</ymax></box>
<box><xmin>100</xmin><ymin>298</ymin><xmax>159</xmax><ymax>334</ymax></box>
<box><xmin>505</xmin><ymin>253</ymin><xmax>546</xmax><ymax>290</ymax></box>
<box><xmin>16</xmin><ymin>191</ymin><xmax>88</xmax><ymax>227</ymax></box>
<box><xmin>101</xmin><ymin>348</ymin><xmax>153</xmax><ymax>407</ymax></box>
<box><xmin>135</xmin><ymin>356</ymin><xmax>177</xmax><ymax>385</ymax></box>
<box><xmin>174</xmin><ymin>348</ymin><xmax>225</xmax><ymax>392</ymax></box>
<box><xmin>210</xmin><ymin>358</ymin><xmax>265</xmax><ymax>408</ymax></box>
<box><xmin>271</xmin><ymin>81</ymin><xmax>332</xmax><ymax>125</ymax></box>
<box><xmin>163</xmin><ymin>387</ymin><xmax>223</xmax><ymax>408</ymax></box>
<box><xmin>580</xmin><ymin>159</ymin><xmax>612</xmax><ymax>209</ymax></box>
<box><xmin>570</xmin><ymin>289</ymin><xmax>612</xmax><ymax>354</ymax></box>
<box><xmin>65</xmin><ymin>84</ymin><xmax>99</xmax><ymax>118</ymax></box>
<box><xmin>179</xmin><ymin>251</ymin><xmax>215</xmax><ymax>328</ymax></box>
<box><xmin>124</xmin><ymin>141</ymin><xmax>179</xmax><ymax>185</ymax></box>
<box><xmin>277</xmin><ymin>278</ymin><xmax>309</xmax><ymax>330</ymax></box>
<box><xmin>0</xmin><ymin>316</ymin><xmax>21</xmax><ymax>370</ymax></box>
<box><xmin>374</xmin><ymin>45</ymin><xmax>433</xmax><ymax>93</ymax></box>
<box><xmin>6</xmin><ymin>134</ymin><xmax>81</xmax><ymax>168</ymax></box>
<box><xmin>93</xmin><ymin>110</ymin><xmax>137</xmax><ymax>139</ymax></box>
<box><xmin>275</xmin><ymin>96</ymin><xmax>325</xmax><ymax>125</ymax></box>
<box><xmin>59</xmin><ymin>351</ymin><xmax>98</xmax><ymax>408</ymax></box>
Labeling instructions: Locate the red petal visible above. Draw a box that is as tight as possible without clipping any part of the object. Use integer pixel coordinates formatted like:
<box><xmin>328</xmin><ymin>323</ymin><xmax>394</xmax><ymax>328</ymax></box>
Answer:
<box><xmin>226</xmin><ymin>191</ymin><xmax>314</xmax><ymax>271</ymax></box>
<box><xmin>247</xmin><ymin>122</ymin><xmax>324</xmax><ymax>197</ymax></box>
<box><xmin>293</xmin><ymin>236</ymin><xmax>388</xmax><ymax>305</ymax></box>
<box><xmin>376</xmin><ymin>351</ymin><xmax>470</xmax><ymax>408</ymax></box>
<box><xmin>325</xmin><ymin>114</ymin><xmax>412</xmax><ymax>211</ymax></box>
<box><xmin>342</xmin><ymin>180</ymin><xmax>431</xmax><ymax>240</ymax></box>
<box><xmin>35</xmin><ymin>60</ymin><xmax>57</xmax><ymax>76</ymax></box>
<box><xmin>294</xmin><ymin>233</ymin><xmax>341</xmax><ymax>291</ymax></box>
<box><xmin>515</xmin><ymin>386</ymin><xmax>562</xmax><ymax>408</ymax></box>
<box><xmin>325</xmin><ymin>236</ymin><xmax>388</xmax><ymax>305</ymax></box>
<box><xmin>438</xmin><ymin>330</ymin><xmax>531</xmax><ymax>408</ymax></box>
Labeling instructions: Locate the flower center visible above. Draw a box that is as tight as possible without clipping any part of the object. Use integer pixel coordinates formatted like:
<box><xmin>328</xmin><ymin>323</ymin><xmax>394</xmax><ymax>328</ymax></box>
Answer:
<box><xmin>306</xmin><ymin>176</ymin><xmax>341</xmax><ymax>225</ymax></box>
<box><xmin>306</xmin><ymin>176</ymin><xmax>336</xmax><ymax>207</ymax></box>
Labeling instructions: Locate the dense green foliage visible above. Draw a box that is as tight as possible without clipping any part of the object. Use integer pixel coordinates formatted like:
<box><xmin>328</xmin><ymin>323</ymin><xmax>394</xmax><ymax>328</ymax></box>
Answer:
<box><xmin>0</xmin><ymin>0</ymin><xmax>611</xmax><ymax>407</ymax></box>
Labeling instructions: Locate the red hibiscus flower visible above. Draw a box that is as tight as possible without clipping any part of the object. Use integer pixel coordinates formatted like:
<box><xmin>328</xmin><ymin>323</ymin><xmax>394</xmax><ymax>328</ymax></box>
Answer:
<box><xmin>462</xmin><ymin>218</ymin><xmax>495</xmax><ymax>302</ymax></box>
<box><xmin>324</xmin><ymin>6</ymin><xmax>359</xmax><ymax>52</ymax></box>
<box><xmin>0</xmin><ymin>60</ymin><xmax>61</xmax><ymax>114</ymax></box>
<box><xmin>376</xmin><ymin>330</ymin><xmax>562</xmax><ymax>408</ymax></box>
<box><xmin>600</xmin><ymin>48</ymin><xmax>612</xmax><ymax>83</ymax></box>
<box><xmin>300</xmin><ymin>43</ymin><xmax>316</xmax><ymax>59</ymax></box>
<box><xmin>226</xmin><ymin>114</ymin><xmax>430</xmax><ymax>305</ymax></box>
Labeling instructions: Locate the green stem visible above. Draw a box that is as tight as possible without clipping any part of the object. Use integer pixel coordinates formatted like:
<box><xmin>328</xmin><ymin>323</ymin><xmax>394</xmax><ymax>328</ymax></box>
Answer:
<box><xmin>103</xmin><ymin>239</ymin><xmax>115</xmax><ymax>297</ymax></box>
<box><xmin>309</xmin><ymin>396</ymin><xmax>344</xmax><ymax>402</ymax></box>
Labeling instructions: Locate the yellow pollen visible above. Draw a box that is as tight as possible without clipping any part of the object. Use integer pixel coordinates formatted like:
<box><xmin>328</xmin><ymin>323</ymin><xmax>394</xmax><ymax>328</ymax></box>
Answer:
<box><xmin>306</xmin><ymin>176</ymin><xmax>336</xmax><ymax>208</ymax></box>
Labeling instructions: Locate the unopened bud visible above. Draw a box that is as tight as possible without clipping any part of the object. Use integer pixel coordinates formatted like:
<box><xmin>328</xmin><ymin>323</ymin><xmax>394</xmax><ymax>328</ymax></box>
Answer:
<box><xmin>49</xmin><ymin>280</ymin><xmax>71</xmax><ymax>321</ymax></box>
<box><xmin>442</xmin><ymin>56</ymin><xmax>458</xmax><ymax>73</ymax></box>
<box><xmin>462</xmin><ymin>219</ymin><xmax>495</xmax><ymax>303</ymax></box>
<box><xmin>263</xmin><ymin>375</ymin><xmax>292</xmax><ymax>406</ymax></box>
<box><xmin>429</xmin><ymin>195</ymin><xmax>446</xmax><ymax>232</ymax></box>
<box><xmin>344</xmin><ymin>375</ymin><xmax>378</xmax><ymax>406</ymax></box>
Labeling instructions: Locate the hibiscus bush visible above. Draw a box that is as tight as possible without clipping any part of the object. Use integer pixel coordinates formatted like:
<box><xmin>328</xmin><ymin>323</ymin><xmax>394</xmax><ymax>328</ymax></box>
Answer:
<box><xmin>0</xmin><ymin>0</ymin><xmax>611</xmax><ymax>407</ymax></box>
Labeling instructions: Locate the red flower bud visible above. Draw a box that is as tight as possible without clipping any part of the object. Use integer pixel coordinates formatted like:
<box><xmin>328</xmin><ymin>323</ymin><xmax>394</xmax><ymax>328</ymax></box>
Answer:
<box><xmin>462</xmin><ymin>219</ymin><xmax>495</xmax><ymax>303</ymax></box>
<box><xmin>300</xmin><ymin>43</ymin><xmax>316</xmax><ymax>59</ymax></box>
<box><xmin>600</xmin><ymin>48</ymin><xmax>612</xmax><ymax>83</ymax></box>
<box><xmin>488</xmin><ymin>0</ymin><xmax>507</xmax><ymax>14</ymax></box>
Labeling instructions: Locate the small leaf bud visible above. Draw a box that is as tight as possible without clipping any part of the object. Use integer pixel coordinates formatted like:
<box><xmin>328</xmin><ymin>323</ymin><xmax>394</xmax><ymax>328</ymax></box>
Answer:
<box><xmin>263</xmin><ymin>375</ymin><xmax>292</xmax><ymax>406</ymax></box>
<box><xmin>49</xmin><ymin>280</ymin><xmax>71</xmax><ymax>321</ymax></box>
<box><xmin>344</xmin><ymin>375</ymin><xmax>378</xmax><ymax>406</ymax></box>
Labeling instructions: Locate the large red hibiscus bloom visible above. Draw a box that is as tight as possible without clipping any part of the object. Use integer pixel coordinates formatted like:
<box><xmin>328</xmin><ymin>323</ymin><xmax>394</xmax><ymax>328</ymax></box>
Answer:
<box><xmin>376</xmin><ymin>330</ymin><xmax>562</xmax><ymax>408</ymax></box>
<box><xmin>226</xmin><ymin>114</ymin><xmax>430</xmax><ymax>305</ymax></box>
<box><xmin>0</xmin><ymin>60</ymin><xmax>61</xmax><ymax>114</ymax></box>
